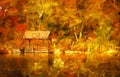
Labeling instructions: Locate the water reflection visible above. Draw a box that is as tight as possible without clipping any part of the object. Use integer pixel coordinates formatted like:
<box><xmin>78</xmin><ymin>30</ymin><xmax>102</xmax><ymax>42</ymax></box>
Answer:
<box><xmin>0</xmin><ymin>54</ymin><xmax>28</xmax><ymax>77</ymax></box>
<box><xmin>0</xmin><ymin>53</ymin><xmax>120</xmax><ymax>77</ymax></box>
<box><xmin>0</xmin><ymin>53</ymin><xmax>65</xmax><ymax>77</ymax></box>
<box><xmin>48</xmin><ymin>52</ymin><xmax>64</xmax><ymax>69</ymax></box>
<box><xmin>48</xmin><ymin>52</ymin><xmax>54</xmax><ymax>69</ymax></box>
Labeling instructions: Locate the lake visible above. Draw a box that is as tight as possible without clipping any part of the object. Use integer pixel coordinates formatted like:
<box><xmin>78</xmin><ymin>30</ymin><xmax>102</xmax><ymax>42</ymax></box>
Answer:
<box><xmin>0</xmin><ymin>53</ymin><xmax>120</xmax><ymax>77</ymax></box>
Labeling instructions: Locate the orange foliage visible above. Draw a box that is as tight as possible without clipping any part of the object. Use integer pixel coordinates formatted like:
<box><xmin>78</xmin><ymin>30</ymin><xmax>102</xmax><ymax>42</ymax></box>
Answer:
<box><xmin>0</xmin><ymin>27</ymin><xmax>10</xmax><ymax>41</ymax></box>
<box><xmin>111</xmin><ymin>24</ymin><xmax>120</xmax><ymax>41</ymax></box>
<box><xmin>61</xmin><ymin>0</ymin><xmax>77</xmax><ymax>9</ymax></box>
<box><xmin>4</xmin><ymin>29</ymin><xmax>10</xmax><ymax>41</ymax></box>
<box><xmin>8</xmin><ymin>8</ymin><xmax>18</xmax><ymax>15</ymax></box>
<box><xmin>0</xmin><ymin>27</ymin><xmax>4</xmax><ymax>32</ymax></box>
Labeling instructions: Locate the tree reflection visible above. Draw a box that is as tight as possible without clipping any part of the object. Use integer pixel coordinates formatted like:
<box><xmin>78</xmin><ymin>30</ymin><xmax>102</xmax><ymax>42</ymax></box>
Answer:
<box><xmin>48</xmin><ymin>52</ymin><xmax>54</xmax><ymax>69</ymax></box>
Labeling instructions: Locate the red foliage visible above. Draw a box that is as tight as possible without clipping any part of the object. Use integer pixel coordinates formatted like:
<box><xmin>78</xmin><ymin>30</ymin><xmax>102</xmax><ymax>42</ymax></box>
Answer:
<box><xmin>15</xmin><ymin>23</ymin><xmax>27</xmax><ymax>33</ymax></box>
<box><xmin>12</xmin><ymin>16</ymin><xmax>18</xmax><ymax>24</ymax></box>
<box><xmin>0</xmin><ymin>10</ymin><xmax>3</xmax><ymax>16</ymax></box>
<box><xmin>0</xmin><ymin>49</ymin><xmax>8</xmax><ymax>54</ymax></box>
<box><xmin>0</xmin><ymin>27</ymin><xmax>10</xmax><ymax>41</ymax></box>
<box><xmin>4</xmin><ymin>29</ymin><xmax>10</xmax><ymax>41</ymax></box>
<box><xmin>114</xmin><ymin>22</ymin><xmax>120</xmax><ymax>28</ymax></box>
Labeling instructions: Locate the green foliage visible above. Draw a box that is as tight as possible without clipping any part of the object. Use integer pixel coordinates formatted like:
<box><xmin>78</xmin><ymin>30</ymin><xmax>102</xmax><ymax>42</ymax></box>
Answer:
<box><xmin>94</xmin><ymin>18</ymin><xmax>117</xmax><ymax>51</ymax></box>
<box><xmin>24</xmin><ymin>0</ymin><xmax>59</xmax><ymax>30</ymax></box>
<box><xmin>95</xmin><ymin>19</ymin><xmax>112</xmax><ymax>42</ymax></box>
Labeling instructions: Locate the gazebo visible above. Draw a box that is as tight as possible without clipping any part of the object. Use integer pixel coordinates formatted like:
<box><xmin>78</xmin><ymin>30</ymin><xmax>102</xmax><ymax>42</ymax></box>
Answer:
<box><xmin>23</xmin><ymin>30</ymin><xmax>50</xmax><ymax>53</ymax></box>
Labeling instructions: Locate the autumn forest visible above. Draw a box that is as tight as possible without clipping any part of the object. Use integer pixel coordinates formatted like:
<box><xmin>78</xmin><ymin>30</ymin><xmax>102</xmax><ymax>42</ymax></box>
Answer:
<box><xmin>0</xmin><ymin>0</ymin><xmax>120</xmax><ymax>52</ymax></box>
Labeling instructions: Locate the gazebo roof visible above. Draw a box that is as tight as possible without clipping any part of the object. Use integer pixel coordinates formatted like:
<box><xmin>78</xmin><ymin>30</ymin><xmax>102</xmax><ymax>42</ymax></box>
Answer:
<box><xmin>23</xmin><ymin>31</ymin><xmax>50</xmax><ymax>39</ymax></box>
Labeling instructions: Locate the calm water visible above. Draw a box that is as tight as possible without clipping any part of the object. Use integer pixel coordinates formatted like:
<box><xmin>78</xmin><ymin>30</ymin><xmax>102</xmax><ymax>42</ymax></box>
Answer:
<box><xmin>0</xmin><ymin>53</ymin><xmax>82</xmax><ymax>77</ymax></box>
<box><xmin>0</xmin><ymin>53</ymin><xmax>120</xmax><ymax>77</ymax></box>
<box><xmin>0</xmin><ymin>53</ymin><xmax>49</xmax><ymax>77</ymax></box>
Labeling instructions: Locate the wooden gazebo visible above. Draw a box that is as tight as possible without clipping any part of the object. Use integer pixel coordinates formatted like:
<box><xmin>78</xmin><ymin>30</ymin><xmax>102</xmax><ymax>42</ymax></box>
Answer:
<box><xmin>23</xmin><ymin>31</ymin><xmax>50</xmax><ymax>52</ymax></box>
